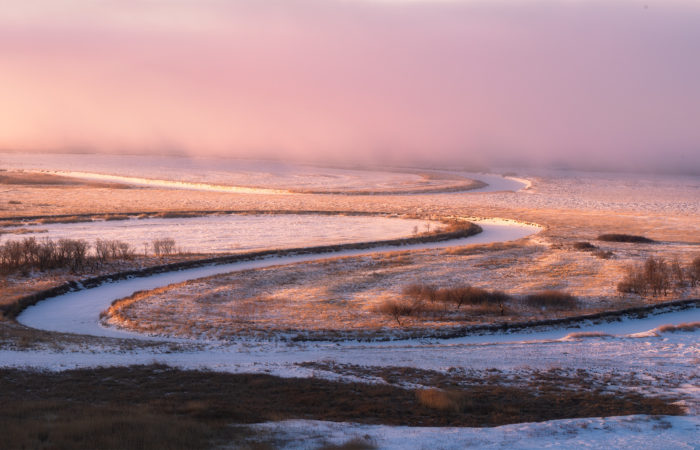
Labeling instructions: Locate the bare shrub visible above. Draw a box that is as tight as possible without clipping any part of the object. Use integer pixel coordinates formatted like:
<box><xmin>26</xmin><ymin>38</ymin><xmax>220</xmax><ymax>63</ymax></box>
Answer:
<box><xmin>94</xmin><ymin>239</ymin><xmax>111</xmax><ymax>262</ymax></box>
<box><xmin>688</xmin><ymin>256</ymin><xmax>700</xmax><ymax>287</ymax></box>
<box><xmin>152</xmin><ymin>238</ymin><xmax>176</xmax><ymax>257</ymax></box>
<box><xmin>616</xmin><ymin>256</ymin><xmax>695</xmax><ymax>297</ymax></box>
<box><xmin>375</xmin><ymin>298</ymin><xmax>423</xmax><ymax>326</ymax></box>
<box><xmin>0</xmin><ymin>237</ymin><xmax>135</xmax><ymax>274</ymax></box>
<box><xmin>57</xmin><ymin>238</ymin><xmax>89</xmax><ymax>271</ymax></box>
<box><xmin>438</xmin><ymin>286</ymin><xmax>510</xmax><ymax>310</ymax></box>
<box><xmin>115</xmin><ymin>241</ymin><xmax>135</xmax><ymax>259</ymax></box>
<box><xmin>403</xmin><ymin>283</ymin><xmax>511</xmax><ymax>311</ymax></box>
<box><xmin>617</xmin><ymin>265</ymin><xmax>648</xmax><ymax>296</ymax></box>
<box><xmin>402</xmin><ymin>283</ymin><xmax>437</xmax><ymax>303</ymax></box>
<box><xmin>95</xmin><ymin>239</ymin><xmax>135</xmax><ymax>263</ymax></box>
<box><xmin>671</xmin><ymin>259</ymin><xmax>685</xmax><ymax>288</ymax></box>
<box><xmin>524</xmin><ymin>291</ymin><xmax>578</xmax><ymax>310</ymax></box>
<box><xmin>644</xmin><ymin>257</ymin><xmax>671</xmax><ymax>296</ymax></box>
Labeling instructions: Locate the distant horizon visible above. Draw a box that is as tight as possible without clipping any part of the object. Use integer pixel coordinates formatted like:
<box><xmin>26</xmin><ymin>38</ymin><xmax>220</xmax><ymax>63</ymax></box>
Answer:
<box><xmin>3</xmin><ymin>148</ymin><xmax>700</xmax><ymax>177</ymax></box>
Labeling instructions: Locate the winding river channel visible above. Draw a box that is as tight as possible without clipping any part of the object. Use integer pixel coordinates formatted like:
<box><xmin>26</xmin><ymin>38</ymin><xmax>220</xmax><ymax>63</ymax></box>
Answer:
<box><xmin>18</xmin><ymin>218</ymin><xmax>541</xmax><ymax>339</ymax></box>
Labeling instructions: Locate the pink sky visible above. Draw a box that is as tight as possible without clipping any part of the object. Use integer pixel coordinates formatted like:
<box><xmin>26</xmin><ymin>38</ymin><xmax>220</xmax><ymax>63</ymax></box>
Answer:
<box><xmin>1</xmin><ymin>1</ymin><xmax>699</xmax><ymax>171</ymax></box>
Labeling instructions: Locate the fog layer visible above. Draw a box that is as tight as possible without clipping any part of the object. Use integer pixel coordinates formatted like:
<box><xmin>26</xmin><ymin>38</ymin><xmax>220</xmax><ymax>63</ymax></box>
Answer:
<box><xmin>1</xmin><ymin>1</ymin><xmax>699</xmax><ymax>172</ymax></box>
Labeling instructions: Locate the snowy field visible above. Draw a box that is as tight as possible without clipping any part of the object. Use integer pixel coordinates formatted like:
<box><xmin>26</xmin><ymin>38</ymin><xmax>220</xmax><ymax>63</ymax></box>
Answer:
<box><xmin>2</xmin><ymin>154</ymin><xmax>698</xmax><ymax>448</ymax></box>
<box><xmin>0</xmin><ymin>153</ymin><xmax>491</xmax><ymax>194</ymax></box>
<box><xmin>2</xmin><ymin>214</ymin><xmax>442</xmax><ymax>254</ymax></box>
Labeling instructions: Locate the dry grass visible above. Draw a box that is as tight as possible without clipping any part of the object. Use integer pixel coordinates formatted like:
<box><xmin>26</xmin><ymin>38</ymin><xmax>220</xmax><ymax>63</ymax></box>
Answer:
<box><xmin>0</xmin><ymin>364</ymin><xmax>682</xmax><ymax>449</ymax></box>
<box><xmin>655</xmin><ymin>322</ymin><xmax>700</xmax><ymax>333</ymax></box>
<box><xmin>562</xmin><ymin>331</ymin><xmax>612</xmax><ymax>339</ymax></box>
<box><xmin>416</xmin><ymin>388</ymin><xmax>465</xmax><ymax>413</ymax></box>
<box><xmin>34</xmin><ymin>215</ymin><xmax>87</xmax><ymax>224</ymax></box>
<box><xmin>441</xmin><ymin>241</ymin><xmax>522</xmax><ymax>256</ymax></box>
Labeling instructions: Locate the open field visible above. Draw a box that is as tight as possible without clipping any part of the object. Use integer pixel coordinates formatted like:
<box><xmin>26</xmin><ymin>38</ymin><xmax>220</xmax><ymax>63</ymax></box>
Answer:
<box><xmin>102</xmin><ymin>237</ymin><xmax>699</xmax><ymax>341</ymax></box>
<box><xmin>0</xmin><ymin>157</ymin><xmax>698</xmax><ymax>448</ymax></box>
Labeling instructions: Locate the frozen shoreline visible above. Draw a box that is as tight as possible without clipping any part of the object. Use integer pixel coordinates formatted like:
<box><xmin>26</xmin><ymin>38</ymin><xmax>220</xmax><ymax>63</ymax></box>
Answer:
<box><xmin>28</xmin><ymin>169</ymin><xmax>528</xmax><ymax>195</ymax></box>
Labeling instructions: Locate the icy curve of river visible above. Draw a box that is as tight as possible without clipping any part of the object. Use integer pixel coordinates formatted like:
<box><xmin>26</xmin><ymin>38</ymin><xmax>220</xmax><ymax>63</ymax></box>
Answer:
<box><xmin>18</xmin><ymin>219</ymin><xmax>540</xmax><ymax>339</ymax></box>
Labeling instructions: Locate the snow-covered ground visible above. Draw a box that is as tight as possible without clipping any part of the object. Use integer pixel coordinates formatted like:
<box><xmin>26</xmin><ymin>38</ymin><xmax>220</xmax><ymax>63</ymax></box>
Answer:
<box><xmin>2</xmin><ymin>155</ymin><xmax>698</xmax><ymax>448</ymax></box>
<box><xmin>3</xmin><ymin>214</ymin><xmax>443</xmax><ymax>254</ymax></box>
<box><xmin>246</xmin><ymin>416</ymin><xmax>700</xmax><ymax>450</ymax></box>
<box><xmin>9</xmin><ymin>307</ymin><xmax>699</xmax><ymax>376</ymax></box>
<box><xmin>0</xmin><ymin>152</ymin><xmax>528</xmax><ymax>194</ymax></box>
<box><xmin>247</xmin><ymin>416</ymin><xmax>700</xmax><ymax>450</ymax></box>
<box><xmin>0</xmin><ymin>153</ymin><xmax>471</xmax><ymax>192</ymax></box>
<box><xmin>0</xmin><ymin>153</ymin><xmax>414</xmax><ymax>190</ymax></box>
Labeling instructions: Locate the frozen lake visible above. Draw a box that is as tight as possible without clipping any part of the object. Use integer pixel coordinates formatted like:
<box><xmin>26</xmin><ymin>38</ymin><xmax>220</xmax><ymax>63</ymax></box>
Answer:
<box><xmin>5</xmin><ymin>214</ymin><xmax>442</xmax><ymax>254</ymax></box>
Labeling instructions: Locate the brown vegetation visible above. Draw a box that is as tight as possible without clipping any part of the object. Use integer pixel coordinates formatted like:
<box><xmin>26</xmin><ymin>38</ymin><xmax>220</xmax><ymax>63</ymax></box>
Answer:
<box><xmin>598</xmin><ymin>234</ymin><xmax>655</xmax><ymax>243</ymax></box>
<box><xmin>0</xmin><ymin>365</ymin><xmax>681</xmax><ymax>449</ymax></box>
<box><xmin>0</xmin><ymin>236</ymin><xmax>136</xmax><ymax>274</ymax></box>
<box><xmin>152</xmin><ymin>237</ymin><xmax>177</xmax><ymax>257</ymax></box>
<box><xmin>572</xmin><ymin>241</ymin><xmax>597</xmax><ymax>251</ymax></box>
<box><xmin>416</xmin><ymin>388</ymin><xmax>465</xmax><ymax>413</ymax></box>
<box><xmin>375</xmin><ymin>285</ymin><xmax>581</xmax><ymax>325</ymax></box>
<box><xmin>523</xmin><ymin>291</ymin><xmax>579</xmax><ymax>310</ymax></box>
<box><xmin>655</xmin><ymin>321</ymin><xmax>700</xmax><ymax>333</ymax></box>
<box><xmin>403</xmin><ymin>283</ymin><xmax>511</xmax><ymax>310</ymax></box>
<box><xmin>617</xmin><ymin>256</ymin><xmax>699</xmax><ymax>297</ymax></box>
<box><xmin>375</xmin><ymin>298</ymin><xmax>424</xmax><ymax>326</ymax></box>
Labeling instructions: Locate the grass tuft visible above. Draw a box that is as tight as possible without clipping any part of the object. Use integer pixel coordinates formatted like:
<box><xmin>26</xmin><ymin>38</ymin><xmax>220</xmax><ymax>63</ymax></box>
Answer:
<box><xmin>598</xmin><ymin>234</ymin><xmax>655</xmax><ymax>243</ymax></box>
